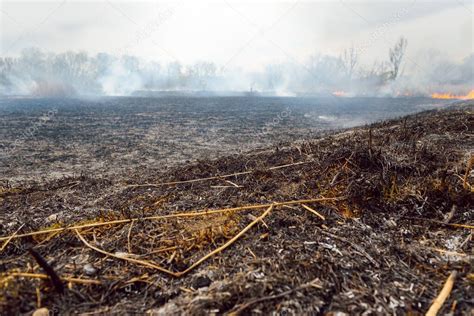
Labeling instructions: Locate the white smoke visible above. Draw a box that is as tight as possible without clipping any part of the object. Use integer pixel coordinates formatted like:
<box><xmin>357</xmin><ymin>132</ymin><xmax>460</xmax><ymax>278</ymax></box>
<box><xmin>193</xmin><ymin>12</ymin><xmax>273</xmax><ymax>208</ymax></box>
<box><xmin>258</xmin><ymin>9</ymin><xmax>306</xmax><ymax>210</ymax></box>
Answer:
<box><xmin>98</xmin><ymin>58</ymin><xmax>143</xmax><ymax>96</ymax></box>
<box><xmin>0</xmin><ymin>45</ymin><xmax>472</xmax><ymax>98</ymax></box>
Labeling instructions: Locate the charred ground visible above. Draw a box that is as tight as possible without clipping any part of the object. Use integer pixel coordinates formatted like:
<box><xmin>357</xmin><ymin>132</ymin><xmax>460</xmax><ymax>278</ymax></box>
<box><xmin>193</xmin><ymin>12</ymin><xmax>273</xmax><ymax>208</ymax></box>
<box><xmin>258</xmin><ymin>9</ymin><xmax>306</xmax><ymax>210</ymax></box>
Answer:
<box><xmin>0</xmin><ymin>101</ymin><xmax>473</xmax><ymax>314</ymax></box>
<box><xmin>0</xmin><ymin>96</ymin><xmax>447</xmax><ymax>183</ymax></box>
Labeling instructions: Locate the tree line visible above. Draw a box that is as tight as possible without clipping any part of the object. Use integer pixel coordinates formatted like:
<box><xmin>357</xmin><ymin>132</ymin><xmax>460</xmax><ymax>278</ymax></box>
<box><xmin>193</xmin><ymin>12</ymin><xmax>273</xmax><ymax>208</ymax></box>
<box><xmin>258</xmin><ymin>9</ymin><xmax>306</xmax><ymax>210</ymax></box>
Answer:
<box><xmin>3</xmin><ymin>37</ymin><xmax>467</xmax><ymax>97</ymax></box>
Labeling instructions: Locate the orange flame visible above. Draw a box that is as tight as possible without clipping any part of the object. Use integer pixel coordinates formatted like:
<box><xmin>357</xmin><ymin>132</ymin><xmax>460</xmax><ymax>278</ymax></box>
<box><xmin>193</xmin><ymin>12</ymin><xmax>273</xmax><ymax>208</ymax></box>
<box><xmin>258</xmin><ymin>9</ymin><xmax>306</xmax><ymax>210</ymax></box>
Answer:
<box><xmin>431</xmin><ymin>89</ymin><xmax>474</xmax><ymax>100</ymax></box>
<box><xmin>332</xmin><ymin>91</ymin><xmax>346</xmax><ymax>97</ymax></box>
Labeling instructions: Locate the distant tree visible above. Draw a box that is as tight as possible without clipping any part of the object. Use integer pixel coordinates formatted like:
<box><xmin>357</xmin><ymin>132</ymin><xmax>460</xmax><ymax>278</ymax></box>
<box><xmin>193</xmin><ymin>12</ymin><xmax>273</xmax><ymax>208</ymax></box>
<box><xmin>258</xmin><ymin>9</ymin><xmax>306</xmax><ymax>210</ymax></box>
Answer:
<box><xmin>264</xmin><ymin>64</ymin><xmax>283</xmax><ymax>91</ymax></box>
<box><xmin>189</xmin><ymin>62</ymin><xmax>217</xmax><ymax>90</ymax></box>
<box><xmin>306</xmin><ymin>54</ymin><xmax>345</xmax><ymax>91</ymax></box>
<box><xmin>388</xmin><ymin>37</ymin><xmax>407</xmax><ymax>80</ymax></box>
<box><xmin>95</xmin><ymin>53</ymin><xmax>116</xmax><ymax>74</ymax></box>
<box><xmin>121</xmin><ymin>55</ymin><xmax>140</xmax><ymax>73</ymax></box>
<box><xmin>141</xmin><ymin>61</ymin><xmax>162</xmax><ymax>89</ymax></box>
<box><xmin>166</xmin><ymin>61</ymin><xmax>183</xmax><ymax>89</ymax></box>
<box><xmin>341</xmin><ymin>45</ymin><xmax>358</xmax><ymax>80</ymax></box>
<box><xmin>0</xmin><ymin>57</ymin><xmax>14</xmax><ymax>88</ymax></box>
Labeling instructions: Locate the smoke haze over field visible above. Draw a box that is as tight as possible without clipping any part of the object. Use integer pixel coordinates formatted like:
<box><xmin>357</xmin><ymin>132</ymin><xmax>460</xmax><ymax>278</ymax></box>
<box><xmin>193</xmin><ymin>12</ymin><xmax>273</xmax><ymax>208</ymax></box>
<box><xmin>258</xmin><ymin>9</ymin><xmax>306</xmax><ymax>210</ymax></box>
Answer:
<box><xmin>0</xmin><ymin>0</ymin><xmax>472</xmax><ymax>97</ymax></box>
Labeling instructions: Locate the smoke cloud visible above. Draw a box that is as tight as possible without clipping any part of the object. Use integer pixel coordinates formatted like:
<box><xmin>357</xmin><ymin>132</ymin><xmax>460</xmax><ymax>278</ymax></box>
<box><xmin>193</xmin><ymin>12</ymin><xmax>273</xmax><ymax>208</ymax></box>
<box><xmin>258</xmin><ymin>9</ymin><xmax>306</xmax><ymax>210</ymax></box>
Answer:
<box><xmin>0</xmin><ymin>42</ymin><xmax>472</xmax><ymax>98</ymax></box>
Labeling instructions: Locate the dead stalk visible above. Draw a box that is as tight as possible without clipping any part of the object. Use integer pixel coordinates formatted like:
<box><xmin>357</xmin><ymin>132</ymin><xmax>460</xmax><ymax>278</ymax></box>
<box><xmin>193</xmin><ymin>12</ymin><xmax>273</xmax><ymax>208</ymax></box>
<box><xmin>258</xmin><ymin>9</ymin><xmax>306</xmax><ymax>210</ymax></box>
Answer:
<box><xmin>74</xmin><ymin>228</ymin><xmax>179</xmax><ymax>277</ymax></box>
<box><xmin>0</xmin><ymin>223</ymin><xmax>24</xmax><ymax>253</ymax></box>
<box><xmin>175</xmin><ymin>204</ymin><xmax>274</xmax><ymax>277</ymax></box>
<box><xmin>127</xmin><ymin>219</ymin><xmax>136</xmax><ymax>254</ymax></box>
<box><xmin>425</xmin><ymin>271</ymin><xmax>457</xmax><ymax>316</ymax></box>
<box><xmin>463</xmin><ymin>155</ymin><xmax>473</xmax><ymax>189</ymax></box>
<box><xmin>74</xmin><ymin>205</ymin><xmax>274</xmax><ymax>277</ymax></box>
<box><xmin>229</xmin><ymin>276</ymin><xmax>322</xmax><ymax>315</ymax></box>
<box><xmin>75</xmin><ymin>204</ymin><xmax>273</xmax><ymax>277</ymax></box>
<box><xmin>0</xmin><ymin>197</ymin><xmax>339</xmax><ymax>242</ymax></box>
<box><xmin>2</xmin><ymin>272</ymin><xmax>102</xmax><ymax>285</ymax></box>
<box><xmin>301</xmin><ymin>204</ymin><xmax>325</xmax><ymax>220</ymax></box>
<box><xmin>126</xmin><ymin>160</ymin><xmax>312</xmax><ymax>188</ymax></box>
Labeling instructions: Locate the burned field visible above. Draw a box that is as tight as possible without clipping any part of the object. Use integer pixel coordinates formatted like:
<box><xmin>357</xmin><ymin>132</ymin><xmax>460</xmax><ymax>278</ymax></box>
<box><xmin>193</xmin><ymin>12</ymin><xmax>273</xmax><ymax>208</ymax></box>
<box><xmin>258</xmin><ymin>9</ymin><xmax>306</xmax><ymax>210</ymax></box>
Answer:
<box><xmin>0</xmin><ymin>100</ymin><xmax>473</xmax><ymax>314</ymax></box>
<box><xmin>0</xmin><ymin>96</ymin><xmax>446</xmax><ymax>182</ymax></box>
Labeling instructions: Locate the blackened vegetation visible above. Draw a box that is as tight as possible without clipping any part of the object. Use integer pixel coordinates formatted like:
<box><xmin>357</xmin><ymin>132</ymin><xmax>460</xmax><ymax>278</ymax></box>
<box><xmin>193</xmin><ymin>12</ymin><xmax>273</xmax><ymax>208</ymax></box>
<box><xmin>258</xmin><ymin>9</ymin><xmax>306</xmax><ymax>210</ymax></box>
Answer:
<box><xmin>27</xmin><ymin>248</ymin><xmax>64</xmax><ymax>294</ymax></box>
<box><xmin>0</xmin><ymin>96</ymin><xmax>449</xmax><ymax>183</ymax></box>
<box><xmin>0</xmin><ymin>103</ymin><xmax>473</xmax><ymax>314</ymax></box>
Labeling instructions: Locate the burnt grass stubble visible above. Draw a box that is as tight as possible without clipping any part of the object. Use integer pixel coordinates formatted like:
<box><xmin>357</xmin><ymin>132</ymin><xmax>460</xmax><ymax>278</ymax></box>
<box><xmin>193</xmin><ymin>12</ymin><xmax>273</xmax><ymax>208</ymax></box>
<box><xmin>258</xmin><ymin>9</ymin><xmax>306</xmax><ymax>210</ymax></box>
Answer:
<box><xmin>0</xmin><ymin>102</ymin><xmax>473</xmax><ymax>314</ymax></box>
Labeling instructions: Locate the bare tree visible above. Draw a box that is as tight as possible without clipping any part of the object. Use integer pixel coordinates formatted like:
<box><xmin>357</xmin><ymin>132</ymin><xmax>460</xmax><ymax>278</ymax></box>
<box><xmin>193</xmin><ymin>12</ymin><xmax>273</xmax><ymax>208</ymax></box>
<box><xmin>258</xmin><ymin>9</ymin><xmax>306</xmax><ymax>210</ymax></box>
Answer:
<box><xmin>341</xmin><ymin>45</ymin><xmax>358</xmax><ymax>79</ymax></box>
<box><xmin>388</xmin><ymin>37</ymin><xmax>407</xmax><ymax>80</ymax></box>
<box><xmin>0</xmin><ymin>57</ymin><xmax>14</xmax><ymax>88</ymax></box>
<box><xmin>189</xmin><ymin>61</ymin><xmax>217</xmax><ymax>90</ymax></box>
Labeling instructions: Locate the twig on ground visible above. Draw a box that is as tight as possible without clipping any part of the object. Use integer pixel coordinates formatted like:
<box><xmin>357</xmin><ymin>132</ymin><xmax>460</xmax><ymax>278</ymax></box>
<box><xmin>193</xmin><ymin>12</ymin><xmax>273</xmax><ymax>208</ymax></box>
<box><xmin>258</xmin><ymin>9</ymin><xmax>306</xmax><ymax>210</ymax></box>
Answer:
<box><xmin>127</xmin><ymin>220</ymin><xmax>136</xmax><ymax>254</ymax></box>
<box><xmin>125</xmin><ymin>160</ymin><xmax>313</xmax><ymax>188</ymax></box>
<box><xmin>176</xmin><ymin>204</ymin><xmax>274</xmax><ymax>277</ymax></box>
<box><xmin>426</xmin><ymin>271</ymin><xmax>457</xmax><ymax>316</ymax></box>
<box><xmin>463</xmin><ymin>155</ymin><xmax>473</xmax><ymax>189</ymax></box>
<box><xmin>126</xmin><ymin>171</ymin><xmax>252</xmax><ymax>188</ymax></box>
<box><xmin>0</xmin><ymin>197</ymin><xmax>340</xmax><ymax>241</ymax></box>
<box><xmin>143</xmin><ymin>246</ymin><xmax>178</xmax><ymax>256</ymax></box>
<box><xmin>2</xmin><ymin>272</ymin><xmax>102</xmax><ymax>285</ymax></box>
<box><xmin>210</xmin><ymin>186</ymin><xmax>239</xmax><ymax>189</ymax></box>
<box><xmin>317</xmin><ymin>228</ymin><xmax>379</xmax><ymax>267</ymax></box>
<box><xmin>223</xmin><ymin>180</ymin><xmax>242</xmax><ymax>187</ymax></box>
<box><xmin>301</xmin><ymin>204</ymin><xmax>325</xmax><ymax>220</ymax></box>
<box><xmin>0</xmin><ymin>223</ymin><xmax>24</xmax><ymax>253</ymax></box>
<box><xmin>27</xmin><ymin>248</ymin><xmax>64</xmax><ymax>293</ymax></box>
<box><xmin>443</xmin><ymin>223</ymin><xmax>474</xmax><ymax>229</ymax></box>
<box><xmin>74</xmin><ymin>229</ymin><xmax>179</xmax><ymax>277</ymax></box>
<box><xmin>401</xmin><ymin>217</ymin><xmax>474</xmax><ymax>230</ymax></box>
<box><xmin>228</xmin><ymin>277</ymin><xmax>322</xmax><ymax>315</ymax></box>
<box><xmin>75</xmin><ymin>205</ymin><xmax>275</xmax><ymax>277</ymax></box>
<box><xmin>424</xmin><ymin>247</ymin><xmax>471</xmax><ymax>260</ymax></box>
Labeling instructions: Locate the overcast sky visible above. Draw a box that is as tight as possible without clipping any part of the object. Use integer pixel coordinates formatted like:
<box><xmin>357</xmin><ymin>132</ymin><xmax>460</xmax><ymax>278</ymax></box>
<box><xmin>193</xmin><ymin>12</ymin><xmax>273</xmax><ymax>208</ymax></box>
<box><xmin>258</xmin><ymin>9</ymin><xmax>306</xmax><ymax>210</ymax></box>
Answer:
<box><xmin>1</xmin><ymin>0</ymin><xmax>472</xmax><ymax>71</ymax></box>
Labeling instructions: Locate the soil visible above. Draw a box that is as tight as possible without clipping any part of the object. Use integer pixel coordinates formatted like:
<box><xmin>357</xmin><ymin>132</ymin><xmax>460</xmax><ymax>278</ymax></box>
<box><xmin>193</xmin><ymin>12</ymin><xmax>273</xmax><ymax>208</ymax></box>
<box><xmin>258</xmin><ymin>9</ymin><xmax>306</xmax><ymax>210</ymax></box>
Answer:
<box><xmin>0</xmin><ymin>100</ymin><xmax>472</xmax><ymax>315</ymax></box>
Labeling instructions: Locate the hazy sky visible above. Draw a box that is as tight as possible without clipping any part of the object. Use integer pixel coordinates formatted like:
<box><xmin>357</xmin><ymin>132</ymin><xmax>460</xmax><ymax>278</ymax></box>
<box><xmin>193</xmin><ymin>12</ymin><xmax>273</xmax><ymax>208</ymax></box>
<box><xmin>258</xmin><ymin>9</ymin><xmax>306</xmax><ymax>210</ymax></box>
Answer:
<box><xmin>1</xmin><ymin>0</ymin><xmax>473</xmax><ymax>71</ymax></box>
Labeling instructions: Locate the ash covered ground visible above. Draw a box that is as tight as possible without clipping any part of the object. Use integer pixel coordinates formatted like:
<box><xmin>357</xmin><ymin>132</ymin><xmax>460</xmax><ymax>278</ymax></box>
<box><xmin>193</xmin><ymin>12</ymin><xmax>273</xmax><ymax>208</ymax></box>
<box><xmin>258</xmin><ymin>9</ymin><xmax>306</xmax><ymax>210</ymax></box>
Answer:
<box><xmin>0</xmin><ymin>96</ymin><xmax>448</xmax><ymax>182</ymax></box>
<box><xmin>0</xmin><ymin>97</ymin><xmax>472</xmax><ymax>315</ymax></box>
